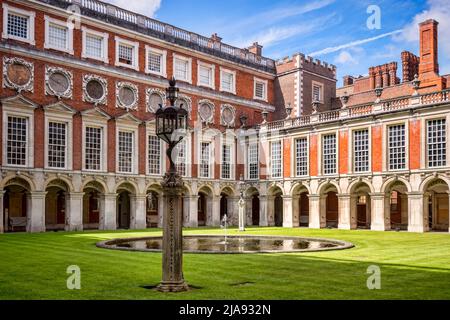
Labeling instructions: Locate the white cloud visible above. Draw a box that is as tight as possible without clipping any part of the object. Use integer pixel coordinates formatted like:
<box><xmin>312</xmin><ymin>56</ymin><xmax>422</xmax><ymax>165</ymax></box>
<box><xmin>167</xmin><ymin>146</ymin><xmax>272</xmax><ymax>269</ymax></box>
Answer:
<box><xmin>309</xmin><ymin>29</ymin><xmax>402</xmax><ymax>57</ymax></box>
<box><xmin>105</xmin><ymin>0</ymin><xmax>161</xmax><ymax>17</ymax></box>
<box><xmin>334</xmin><ymin>51</ymin><xmax>357</xmax><ymax>65</ymax></box>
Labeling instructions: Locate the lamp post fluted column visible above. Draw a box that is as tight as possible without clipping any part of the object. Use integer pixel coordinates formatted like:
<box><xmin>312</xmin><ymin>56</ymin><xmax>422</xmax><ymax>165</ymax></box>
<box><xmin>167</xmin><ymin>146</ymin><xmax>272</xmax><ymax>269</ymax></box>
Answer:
<box><xmin>155</xmin><ymin>78</ymin><xmax>189</xmax><ymax>292</ymax></box>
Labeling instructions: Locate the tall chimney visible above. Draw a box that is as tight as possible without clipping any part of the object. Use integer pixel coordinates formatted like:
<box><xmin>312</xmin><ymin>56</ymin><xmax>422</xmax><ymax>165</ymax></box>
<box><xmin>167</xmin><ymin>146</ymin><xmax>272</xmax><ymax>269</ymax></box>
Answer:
<box><xmin>419</xmin><ymin>19</ymin><xmax>439</xmax><ymax>79</ymax></box>
<box><xmin>248</xmin><ymin>42</ymin><xmax>263</xmax><ymax>56</ymax></box>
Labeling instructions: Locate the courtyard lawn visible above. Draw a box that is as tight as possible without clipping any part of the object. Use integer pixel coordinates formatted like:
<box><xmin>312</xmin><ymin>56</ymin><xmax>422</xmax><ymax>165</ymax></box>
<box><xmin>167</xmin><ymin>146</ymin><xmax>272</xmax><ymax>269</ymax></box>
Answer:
<box><xmin>0</xmin><ymin>227</ymin><xmax>450</xmax><ymax>300</ymax></box>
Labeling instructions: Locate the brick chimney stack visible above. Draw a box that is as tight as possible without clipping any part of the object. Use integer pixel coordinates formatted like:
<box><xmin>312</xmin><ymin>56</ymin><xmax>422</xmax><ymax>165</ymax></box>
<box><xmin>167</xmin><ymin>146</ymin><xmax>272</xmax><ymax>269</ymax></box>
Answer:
<box><xmin>401</xmin><ymin>51</ymin><xmax>420</xmax><ymax>83</ymax></box>
<box><xmin>248</xmin><ymin>42</ymin><xmax>263</xmax><ymax>56</ymax></box>
<box><xmin>343</xmin><ymin>75</ymin><xmax>354</xmax><ymax>86</ymax></box>
<box><xmin>419</xmin><ymin>19</ymin><xmax>439</xmax><ymax>79</ymax></box>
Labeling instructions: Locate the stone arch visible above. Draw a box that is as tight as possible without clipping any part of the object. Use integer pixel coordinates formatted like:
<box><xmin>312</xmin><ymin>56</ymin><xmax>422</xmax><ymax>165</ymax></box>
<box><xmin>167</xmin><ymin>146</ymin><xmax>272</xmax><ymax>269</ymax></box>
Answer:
<box><xmin>82</xmin><ymin>179</ymin><xmax>108</xmax><ymax>194</ymax></box>
<box><xmin>2</xmin><ymin>176</ymin><xmax>33</xmax><ymax>232</ymax></box>
<box><xmin>420</xmin><ymin>175</ymin><xmax>450</xmax><ymax>193</ymax></box>
<box><xmin>198</xmin><ymin>185</ymin><xmax>214</xmax><ymax>226</ymax></box>
<box><xmin>115</xmin><ymin>182</ymin><xmax>137</xmax><ymax>230</ymax></box>
<box><xmin>317</xmin><ymin>182</ymin><xmax>340</xmax><ymax>228</ymax></box>
<box><xmin>267</xmin><ymin>185</ymin><xmax>283</xmax><ymax>227</ymax></box>
<box><xmin>1</xmin><ymin>174</ymin><xmax>35</xmax><ymax>192</ymax></box>
<box><xmin>245</xmin><ymin>186</ymin><xmax>261</xmax><ymax>226</ymax></box>
<box><xmin>421</xmin><ymin>177</ymin><xmax>449</xmax><ymax>232</ymax></box>
<box><xmin>145</xmin><ymin>183</ymin><xmax>163</xmax><ymax>228</ymax></box>
<box><xmin>317</xmin><ymin>181</ymin><xmax>342</xmax><ymax>195</ymax></box>
<box><xmin>82</xmin><ymin>180</ymin><xmax>106</xmax><ymax>230</ymax></box>
<box><xmin>349</xmin><ymin>181</ymin><xmax>373</xmax><ymax>229</ymax></box>
<box><xmin>220</xmin><ymin>187</ymin><xmax>235</xmax><ymax>222</ymax></box>
<box><xmin>380</xmin><ymin>176</ymin><xmax>412</xmax><ymax>194</ymax></box>
<box><xmin>44</xmin><ymin>179</ymin><xmax>71</xmax><ymax>231</ymax></box>
<box><xmin>348</xmin><ymin>178</ymin><xmax>375</xmax><ymax>194</ymax></box>
<box><xmin>291</xmin><ymin>183</ymin><xmax>311</xmax><ymax>227</ymax></box>
<box><xmin>114</xmin><ymin>180</ymin><xmax>138</xmax><ymax>194</ymax></box>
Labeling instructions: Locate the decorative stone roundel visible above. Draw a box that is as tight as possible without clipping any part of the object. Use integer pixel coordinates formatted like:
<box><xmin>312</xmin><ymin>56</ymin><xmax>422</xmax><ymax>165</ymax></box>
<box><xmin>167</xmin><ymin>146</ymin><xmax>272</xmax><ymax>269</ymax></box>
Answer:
<box><xmin>83</xmin><ymin>74</ymin><xmax>107</xmax><ymax>105</ymax></box>
<box><xmin>146</xmin><ymin>88</ymin><xmax>166</xmax><ymax>113</ymax></box>
<box><xmin>175</xmin><ymin>94</ymin><xmax>192</xmax><ymax>120</ymax></box>
<box><xmin>45</xmin><ymin>66</ymin><xmax>73</xmax><ymax>99</ymax></box>
<box><xmin>3</xmin><ymin>57</ymin><xmax>34</xmax><ymax>93</ymax></box>
<box><xmin>221</xmin><ymin>104</ymin><xmax>235</xmax><ymax>127</ymax></box>
<box><xmin>198</xmin><ymin>99</ymin><xmax>215</xmax><ymax>123</ymax></box>
<box><xmin>116</xmin><ymin>82</ymin><xmax>138</xmax><ymax>111</ymax></box>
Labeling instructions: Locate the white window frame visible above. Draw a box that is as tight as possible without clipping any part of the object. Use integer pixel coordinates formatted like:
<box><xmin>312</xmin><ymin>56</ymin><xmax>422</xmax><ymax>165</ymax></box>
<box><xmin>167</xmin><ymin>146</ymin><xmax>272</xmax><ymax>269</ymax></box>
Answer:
<box><xmin>247</xmin><ymin>142</ymin><xmax>259</xmax><ymax>180</ymax></box>
<box><xmin>426</xmin><ymin>117</ymin><xmax>447</xmax><ymax>169</ymax></box>
<box><xmin>386</xmin><ymin>123</ymin><xmax>407</xmax><ymax>172</ymax></box>
<box><xmin>146</xmin><ymin>132</ymin><xmax>165</xmax><ymax>176</ymax></box>
<box><xmin>294</xmin><ymin>136</ymin><xmax>309</xmax><ymax>177</ymax></box>
<box><xmin>220</xmin><ymin>141</ymin><xmax>234</xmax><ymax>180</ymax></box>
<box><xmin>82</xmin><ymin>121</ymin><xmax>108</xmax><ymax>172</ymax></box>
<box><xmin>2</xmin><ymin>3</ymin><xmax>35</xmax><ymax>45</ymax></box>
<box><xmin>351</xmin><ymin>128</ymin><xmax>370</xmax><ymax>173</ymax></box>
<box><xmin>199</xmin><ymin>140</ymin><xmax>213</xmax><ymax>179</ymax></box>
<box><xmin>44</xmin><ymin>16</ymin><xmax>74</xmax><ymax>54</ymax></box>
<box><xmin>220</xmin><ymin>67</ymin><xmax>236</xmax><ymax>94</ymax></box>
<box><xmin>173</xmin><ymin>54</ymin><xmax>192</xmax><ymax>84</ymax></box>
<box><xmin>44</xmin><ymin>115</ymin><xmax>73</xmax><ymax>170</ymax></box>
<box><xmin>270</xmin><ymin>140</ymin><xmax>283</xmax><ymax>179</ymax></box>
<box><xmin>312</xmin><ymin>80</ymin><xmax>324</xmax><ymax>103</ymax></box>
<box><xmin>81</xmin><ymin>26</ymin><xmax>109</xmax><ymax>63</ymax></box>
<box><xmin>116</xmin><ymin>125</ymin><xmax>139</xmax><ymax>174</ymax></box>
<box><xmin>2</xmin><ymin>107</ymin><xmax>34</xmax><ymax>168</ymax></box>
<box><xmin>115</xmin><ymin>36</ymin><xmax>139</xmax><ymax>71</ymax></box>
<box><xmin>254</xmin><ymin>77</ymin><xmax>268</xmax><ymax>101</ymax></box>
<box><xmin>145</xmin><ymin>46</ymin><xmax>167</xmax><ymax>77</ymax></box>
<box><xmin>319</xmin><ymin>131</ymin><xmax>338</xmax><ymax>176</ymax></box>
<box><xmin>175</xmin><ymin>134</ymin><xmax>191</xmax><ymax>178</ymax></box>
<box><xmin>197</xmin><ymin>61</ymin><xmax>215</xmax><ymax>89</ymax></box>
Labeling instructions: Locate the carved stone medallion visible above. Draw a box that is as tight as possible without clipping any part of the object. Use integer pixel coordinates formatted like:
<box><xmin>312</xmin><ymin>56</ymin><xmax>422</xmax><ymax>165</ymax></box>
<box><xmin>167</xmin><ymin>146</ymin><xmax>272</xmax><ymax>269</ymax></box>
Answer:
<box><xmin>3</xmin><ymin>57</ymin><xmax>34</xmax><ymax>92</ymax></box>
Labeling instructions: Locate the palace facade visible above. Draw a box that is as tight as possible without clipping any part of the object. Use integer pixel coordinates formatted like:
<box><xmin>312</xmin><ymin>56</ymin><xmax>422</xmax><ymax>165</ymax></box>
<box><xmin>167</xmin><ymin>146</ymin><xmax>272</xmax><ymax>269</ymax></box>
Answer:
<box><xmin>0</xmin><ymin>0</ymin><xmax>449</xmax><ymax>233</ymax></box>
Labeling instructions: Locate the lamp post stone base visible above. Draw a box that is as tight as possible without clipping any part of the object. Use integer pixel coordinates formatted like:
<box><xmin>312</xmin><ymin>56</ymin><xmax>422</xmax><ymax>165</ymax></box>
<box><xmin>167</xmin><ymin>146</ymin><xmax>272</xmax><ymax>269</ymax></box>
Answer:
<box><xmin>157</xmin><ymin>172</ymin><xmax>189</xmax><ymax>293</ymax></box>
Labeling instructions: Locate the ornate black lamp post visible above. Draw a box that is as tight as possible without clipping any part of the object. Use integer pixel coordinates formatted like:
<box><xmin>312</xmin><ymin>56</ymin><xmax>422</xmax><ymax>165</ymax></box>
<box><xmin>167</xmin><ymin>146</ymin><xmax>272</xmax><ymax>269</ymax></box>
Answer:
<box><xmin>155</xmin><ymin>78</ymin><xmax>189</xmax><ymax>292</ymax></box>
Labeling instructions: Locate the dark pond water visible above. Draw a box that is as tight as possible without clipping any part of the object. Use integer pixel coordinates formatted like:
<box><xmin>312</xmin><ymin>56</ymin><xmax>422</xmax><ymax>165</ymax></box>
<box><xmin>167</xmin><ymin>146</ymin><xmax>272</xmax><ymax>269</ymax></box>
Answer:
<box><xmin>100</xmin><ymin>236</ymin><xmax>352</xmax><ymax>254</ymax></box>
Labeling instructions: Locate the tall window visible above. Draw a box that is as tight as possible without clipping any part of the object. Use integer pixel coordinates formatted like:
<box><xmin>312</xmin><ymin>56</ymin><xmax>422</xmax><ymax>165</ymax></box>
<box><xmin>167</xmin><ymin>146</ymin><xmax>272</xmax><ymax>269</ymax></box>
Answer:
<box><xmin>175</xmin><ymin>140</ymin><xmax>187</xmax><ymax>177</ymax></box>
<box><xmin>85</xmin><ymin>34</ymin><xmax>103</xmax><ymax>58</ymax></box>
<box><xmin>353</xmin><ymin>129</ymin><xmax>369</xmax><ymax>172</ymax></box>
<box><xmin>199</xmin><ymin>64</ymin><xmax>213</xmax><ymax>88</ymax></box>
<box><xmin>221</xmin><ymin>144</ymin><xmax>231</xmax><ymax>179</ymax></box>
<box><xmin>6</xmin><ymin>116</ymin><xmax>27</xmax><ymax>166</ymax></box>
<box><xmin>313</xmin><ymin>82</ymin><xmax>323</xmax><ymax>102</ymax></box>
<box><xmin>146</xmin><ymin>47</ymin><xmax>166</xmax><ymax>76</ymax></box>
<box><xmin>118</xmin><ymin>131</ymin><xmax>133</xmax><ymax>173</ymax></box>
<box><xmin>388</xmin><ymin>124</ymin><xmax>406</xmax><ymax>171</ymax></box>
<box><xmin>48</xmin><ymin>23</ymin><xmax>68</xmax><ymax>50</ymax></box>
<box><xmin>295</xmin><ymin>138</ymin><xmax>308</xmax><ymax>176</ymax></box>
<box><xmin>48</xmin><ymin>122</ymin><xmax>67</xmax><ymax>169</ymax></box>
<box><xmin>174</xmin><ymin>56</ymin><xmax>191</xmax><ymax>82</ymax></box>
<box><xmin>200</xmin><ymin>142</ymin><xmax>211</xmax><ymax>178</ymax></box>
<box><xmin>323</xmin><ymin>134</ymin><xmax>337</xmax><ymax>175</ymax></box>
<box><xmin>148</xmin><ymin>135</ymin><xmax>161</xmax><ymax>175</ymax></box>
<box><xmin>7</xmin><ymin>12</ymin><xmax>28</xmax><ymax>40</ymax></box>
<box><xmin>85</xmin><ymin>127</ymin><xmax>102</xmax><ymax>171</ymax></box>
<box><xmin>220</xmin><ymin>69</ymin><xmax>235</xmax><ymax>93</ymax></box>
<box><xmin>118</xmin><ymin>43</ymin><xmax>134</xmax><ymax>65</ymax></box>
<box><xmin>254</xmin><ymin>79</ymin><xmax>267</xmax><ymax>101</ymax></box>
<box><xmin>271</xmin><ymin>141</ymin><xmax>282</xmax><ymax>178</ymax></box>
<box><xmin>248</xmin><ymin>144</ymin><xmax>259</xmax><ymax>180</ymax></box>
<box><xmin>427</xmin><ymin>119</ymin><xmax>447</xmax><ymax>168</ymax></box>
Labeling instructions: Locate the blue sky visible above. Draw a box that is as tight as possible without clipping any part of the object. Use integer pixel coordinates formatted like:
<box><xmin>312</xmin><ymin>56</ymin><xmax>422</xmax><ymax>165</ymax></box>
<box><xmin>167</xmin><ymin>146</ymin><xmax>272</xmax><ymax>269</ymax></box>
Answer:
<box><xmin>108</xmin><ymin>0</ymin><xmax>450</xmax><ymax>86</ymax></box>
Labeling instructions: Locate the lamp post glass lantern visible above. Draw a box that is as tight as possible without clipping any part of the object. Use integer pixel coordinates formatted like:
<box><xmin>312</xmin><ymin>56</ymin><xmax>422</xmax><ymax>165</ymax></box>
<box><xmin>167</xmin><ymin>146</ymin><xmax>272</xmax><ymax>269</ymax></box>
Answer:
<box><xmin>155</xmin><ymin>78</ymin><xmax>189</xmax><ymax>292</ymax></box>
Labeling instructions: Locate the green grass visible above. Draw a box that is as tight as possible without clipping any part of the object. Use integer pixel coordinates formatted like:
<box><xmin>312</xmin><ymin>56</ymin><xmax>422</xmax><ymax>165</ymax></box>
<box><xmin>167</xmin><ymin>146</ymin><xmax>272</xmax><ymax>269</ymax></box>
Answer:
<box><xmin>1</xmin><ymin>227</ymin><xmax>450</xmax><ymax>300</ymax></box>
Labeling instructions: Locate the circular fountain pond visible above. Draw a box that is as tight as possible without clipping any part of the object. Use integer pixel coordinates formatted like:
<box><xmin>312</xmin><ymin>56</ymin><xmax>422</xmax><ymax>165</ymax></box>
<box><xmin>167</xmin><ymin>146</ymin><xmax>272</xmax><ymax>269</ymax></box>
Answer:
<box><xmin>97</xmin><ymin>235</ymin><xmax>354</xmax><ymax>254</ymax></box>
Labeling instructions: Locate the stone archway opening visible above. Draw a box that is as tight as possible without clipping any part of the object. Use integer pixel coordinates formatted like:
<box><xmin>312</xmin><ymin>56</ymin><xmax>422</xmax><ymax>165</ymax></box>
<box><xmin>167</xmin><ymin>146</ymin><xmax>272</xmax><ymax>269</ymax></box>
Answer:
<box><xmin>245</xmin><ymin>187</ymin><xmax>260</xmax><ymax>226</ymax></box>
<box><xmin>116</xmin><ymin>183</ymin><xmax>136</xmax><ymax>230</ymax></box>
<box><xmin>386</xmin><ymin>181</ymin><xmax>409</xmax><ymax>231</ymax></box>
<box><xmin>292</xmin><ymin>185</ymin><xmax>309</xmax><ymax>227</ymax></box>
<box><xmin>220</xmin><ymin>187</ymin><xmax>234</xmax><ymax>223</ymax></box>
<box><xmin>268</xmin><ymin>186</ymin><xmax>283</xmax><ymax>227</ymax></box>
<box><xmin>146</xmin><ymin>190</ymin><xmax>160</xmax><ymax>228</ymax></box>
<box><xmin>83</xmin><ymin>181</ymin><xmax>105</xmax><ymax>230</ymax></box>
<box><xmin>45</xmin><ymin>180</ymin><xmax>70</xmax><ymax>231</ymax></box>
<box><xmin>424</xmin><ymin>179</ymin><xmax>449</xmax><ymax>232</ymax></box>
<box><xmin>198</xmin><ymin>186</ymin><xmax>213</xmax><ymax>227</ymax></box>
<box><xmin>351</xmin><ymin>183</ymin><xmax>372</xmax><ymax>229</ymax></box>
<box><xmin>3</xmin><ymin>178</ymin><xmax>31</xmax><ymax>233</ymax></box>
<box><xmin>320</xmin><ymin>184</ymin><xmax>339</xmax><ymax>229</ymax></box>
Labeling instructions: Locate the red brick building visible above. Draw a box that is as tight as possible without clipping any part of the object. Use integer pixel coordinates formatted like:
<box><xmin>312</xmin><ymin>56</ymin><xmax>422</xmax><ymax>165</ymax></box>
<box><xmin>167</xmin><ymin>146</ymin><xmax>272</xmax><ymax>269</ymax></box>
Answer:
<box><xmin>0</xmin><ymin>0</ymin><xmax>448</xmax><ymax>233</ymax></box>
